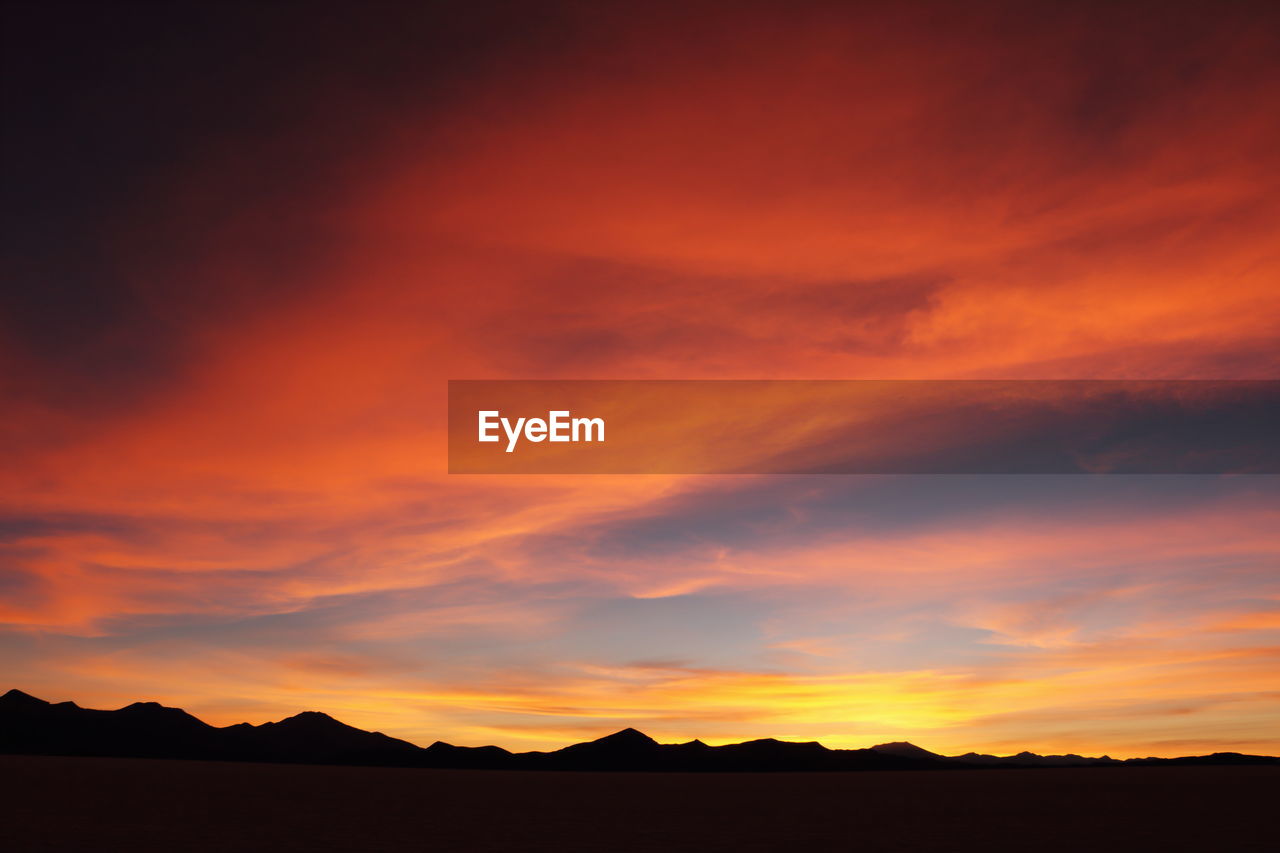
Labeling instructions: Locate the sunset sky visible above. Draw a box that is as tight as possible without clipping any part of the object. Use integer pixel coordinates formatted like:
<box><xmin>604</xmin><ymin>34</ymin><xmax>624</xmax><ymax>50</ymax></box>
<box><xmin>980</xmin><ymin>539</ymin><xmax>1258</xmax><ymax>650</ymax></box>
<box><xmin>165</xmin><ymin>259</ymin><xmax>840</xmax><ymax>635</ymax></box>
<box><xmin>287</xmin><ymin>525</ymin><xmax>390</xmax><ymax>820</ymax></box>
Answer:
<box><xmin>2</xmin><ymin>0</ymin><xmax>1278</xmax><ymax>757</ymax></box>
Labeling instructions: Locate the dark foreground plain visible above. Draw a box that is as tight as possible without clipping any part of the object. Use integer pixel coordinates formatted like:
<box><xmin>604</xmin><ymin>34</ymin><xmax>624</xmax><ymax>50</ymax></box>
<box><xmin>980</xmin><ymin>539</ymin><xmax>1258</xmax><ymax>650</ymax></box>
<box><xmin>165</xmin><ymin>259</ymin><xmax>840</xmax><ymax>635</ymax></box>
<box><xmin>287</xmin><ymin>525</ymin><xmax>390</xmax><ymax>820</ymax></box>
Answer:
<box><xmin>2</xmin><ymin>756</ymin><xmax>1278</xmax><ymax>852</ymax></box>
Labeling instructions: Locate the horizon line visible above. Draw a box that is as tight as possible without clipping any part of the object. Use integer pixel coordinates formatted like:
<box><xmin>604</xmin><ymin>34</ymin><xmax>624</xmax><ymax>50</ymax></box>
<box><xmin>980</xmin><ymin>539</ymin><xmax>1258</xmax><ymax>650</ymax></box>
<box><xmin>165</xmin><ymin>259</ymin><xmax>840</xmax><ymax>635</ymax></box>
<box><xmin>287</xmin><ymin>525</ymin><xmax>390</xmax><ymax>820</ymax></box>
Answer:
<box><xmin>6</xmin><ymin>688</ymin><xmax>1275</xmax><ymax>763</ymax></box>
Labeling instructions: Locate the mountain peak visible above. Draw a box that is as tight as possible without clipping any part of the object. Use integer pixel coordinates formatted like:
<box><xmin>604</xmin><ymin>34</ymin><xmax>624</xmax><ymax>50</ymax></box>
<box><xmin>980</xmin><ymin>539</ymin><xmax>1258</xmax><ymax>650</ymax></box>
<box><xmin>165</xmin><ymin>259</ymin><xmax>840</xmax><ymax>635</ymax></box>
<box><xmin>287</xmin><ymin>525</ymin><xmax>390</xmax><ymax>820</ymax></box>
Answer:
<box><xmin>268</xmin><ymin>710</ymin><xmax>345</xmax><ymax>729</ymax></box>
<box><xmin>292</xmin><ymin>711</ymin><xmax>337</xmax><ymax>721</ymax></box>
<box><xmin>870</xmin><ymin>741</ymin><xmax>941</xmax><ymax>759</ymax></box>
<box><xmin>119</xmin><ymin>701</ymin><xmax>197</xmax><ymax>717</ymax></box>
<box><xmin>591</xmin><ymin>727</ymin><xmax>657</xmax><ymax>747</ymax></box>
<box><xmin>1</xmin><ymin>688</ymin><xmax>49</xmax><ymax>708</ymax></box>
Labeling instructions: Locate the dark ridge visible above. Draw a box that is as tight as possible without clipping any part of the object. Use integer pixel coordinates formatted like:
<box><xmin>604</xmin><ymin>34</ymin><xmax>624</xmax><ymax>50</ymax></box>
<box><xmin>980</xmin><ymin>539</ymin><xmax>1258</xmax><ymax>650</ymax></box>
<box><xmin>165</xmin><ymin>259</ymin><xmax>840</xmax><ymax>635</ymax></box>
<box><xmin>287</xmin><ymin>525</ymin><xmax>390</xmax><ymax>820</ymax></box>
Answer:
<box><xmin>1</xmin><ymin>688</ymin><xmax>50</xmax><ymax>709</ymax></box>
<box><xmin>3</xmin><ymin>689</ymin><xmax>1277</xmax><ymax>772</ymax></box>
<box><xmin>593</xmin><ymin>727</ymin><xmax>656</xmax><ymax>745</ymax></box>
<box><xmin>870</xmin><ymin>741</ymin><xmax>942</xmax><ymax>760</ymax></box>
<box><xmin>422</xmin><ymin>741</ymin><xmax>514</xmax><ymax>769</ymax></box>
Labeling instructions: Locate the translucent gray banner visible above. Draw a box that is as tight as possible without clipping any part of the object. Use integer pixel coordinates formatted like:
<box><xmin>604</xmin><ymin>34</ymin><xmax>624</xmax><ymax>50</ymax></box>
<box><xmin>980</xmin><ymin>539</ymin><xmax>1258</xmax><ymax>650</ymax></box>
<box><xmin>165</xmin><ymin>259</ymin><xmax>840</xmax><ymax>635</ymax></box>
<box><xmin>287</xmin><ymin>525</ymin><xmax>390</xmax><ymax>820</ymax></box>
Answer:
<box><xmin>448</xmin><ymin>380</ymin><xmax>1279</xmax><ymax>474</ymax></box>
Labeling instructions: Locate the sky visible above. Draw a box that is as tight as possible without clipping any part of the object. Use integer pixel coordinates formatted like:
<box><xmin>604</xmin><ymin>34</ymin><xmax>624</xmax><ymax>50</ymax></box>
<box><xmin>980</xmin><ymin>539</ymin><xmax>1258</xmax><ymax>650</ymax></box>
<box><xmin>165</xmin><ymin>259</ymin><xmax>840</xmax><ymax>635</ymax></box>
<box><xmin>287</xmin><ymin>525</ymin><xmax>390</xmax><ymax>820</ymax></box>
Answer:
<box><xmin>1</xmin><ymin>0</ymin><xmax>1278</xmax><ymax>757</ymax></box>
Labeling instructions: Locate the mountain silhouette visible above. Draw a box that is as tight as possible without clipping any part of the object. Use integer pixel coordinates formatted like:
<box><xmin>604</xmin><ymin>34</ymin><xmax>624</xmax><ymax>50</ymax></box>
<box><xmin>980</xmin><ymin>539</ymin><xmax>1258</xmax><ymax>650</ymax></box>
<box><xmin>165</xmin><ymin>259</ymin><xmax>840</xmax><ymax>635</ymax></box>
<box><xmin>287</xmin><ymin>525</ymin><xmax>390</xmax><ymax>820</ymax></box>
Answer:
<box><xmin>422</xmin><ymin>739</ymin><xmax>512</xmax><ymax>769</ymax></box>
<box><xmin>0</xmin><ymin>689</ymin><xmax>223</xmax><ymax>759</ymax></box>
<box><xmin>3</xmin><ymin>689</ymin><xmax>1276</xmax><ymax>771</ymax></box>
<box><xmin>531</xmin><ymin>727</ymin><xmax>664</xmax><ymax>769</ymax></box>
<box><xmin>870</xmin><ymin>741</ymin><xmax>944</xmax><ymax>760</ymax></box>
<box><xmin>223</xmin><ymin>710</ymin><xmax>422</xmax><ymax>765</ymax></box>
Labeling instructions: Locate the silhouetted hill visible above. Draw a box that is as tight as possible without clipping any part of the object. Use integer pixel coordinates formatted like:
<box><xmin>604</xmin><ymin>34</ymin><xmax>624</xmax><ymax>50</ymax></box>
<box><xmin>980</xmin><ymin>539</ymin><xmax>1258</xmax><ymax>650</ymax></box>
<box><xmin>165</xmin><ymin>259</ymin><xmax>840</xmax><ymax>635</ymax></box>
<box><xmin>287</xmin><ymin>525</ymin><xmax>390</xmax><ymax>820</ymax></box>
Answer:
<box><xmin>422</xmin><ymin>740</ymin><xmax>512</xmax><ymax>769</ymax></box>
<box><xmin>0</xmin><ymin>689</ymin><xmax>223</xmax><ymax>759</ymax></box>
<box><xmin>871</xmin><ymin>741</ymin><xmax>944</xmax><ymax>760</ymax></box>
<box><xmin>707</xmin><ymin>737</ymin><xmax>834</xmax><ymax>771</ymax></box>
<box><xmin>224</xmin><ymin>710</ymin><xmax>422</xmax><ymax>765</ymax></box>
<box><xmin>528</xmin><ymin>726</ymin><xmax>664</xmax><ymax>770</ymax></box>
<box><xmin>954</xmin><ymin>749</ymin><xmax>1120</xmax><ymax>767</ymax></box>
<box><xmin>3</xmin><ymin>689</ymin><xmax>1276</xmax><ymax>771</ymax></box>
<box><xmin>1124</xmin><ymin>752</ymin><xmax>1280</xmax><ymax>767</ymax></box>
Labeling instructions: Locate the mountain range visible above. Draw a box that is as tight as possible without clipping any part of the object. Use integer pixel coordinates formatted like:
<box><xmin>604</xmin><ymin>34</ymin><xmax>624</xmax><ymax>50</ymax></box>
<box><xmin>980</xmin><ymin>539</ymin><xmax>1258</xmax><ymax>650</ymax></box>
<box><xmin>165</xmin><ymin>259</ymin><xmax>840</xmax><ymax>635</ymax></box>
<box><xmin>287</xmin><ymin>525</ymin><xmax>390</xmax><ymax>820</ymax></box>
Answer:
<box><xmin>4</xmin><ymin>689</ymin><xmax>1275</xmax><ymax>771</ymax></box>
